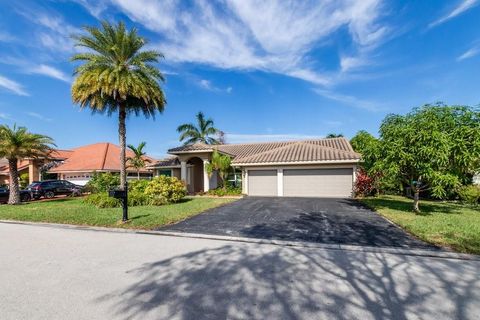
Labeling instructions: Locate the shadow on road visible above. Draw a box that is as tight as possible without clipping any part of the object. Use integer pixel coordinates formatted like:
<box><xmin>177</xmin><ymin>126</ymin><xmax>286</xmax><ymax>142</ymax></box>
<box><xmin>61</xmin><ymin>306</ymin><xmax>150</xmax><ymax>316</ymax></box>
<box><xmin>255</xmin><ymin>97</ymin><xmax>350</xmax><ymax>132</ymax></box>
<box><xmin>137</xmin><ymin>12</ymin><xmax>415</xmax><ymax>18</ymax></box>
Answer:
<box><xmin>95</xmin><ymin>244</ymin><xmax>479</xmax><ymax>319</ymax></box>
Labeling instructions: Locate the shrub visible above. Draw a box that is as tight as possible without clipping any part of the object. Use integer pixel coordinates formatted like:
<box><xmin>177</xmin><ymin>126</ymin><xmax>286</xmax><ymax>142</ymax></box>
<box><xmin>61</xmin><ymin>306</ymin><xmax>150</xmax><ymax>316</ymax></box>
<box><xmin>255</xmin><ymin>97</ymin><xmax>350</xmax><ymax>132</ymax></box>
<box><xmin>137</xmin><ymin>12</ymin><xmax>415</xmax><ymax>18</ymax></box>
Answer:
<box><xmin>84</xmin><ymin>193</ymin><xmax>121</xmax><ymax>208</ymax></box>
<box><xmin>207</xmin><ymin>186</ymin><xmax>242</xmax><ymax>197</ymax></box>
<box><xmin>129</xmin><ymin>179</ymin><xmax>150</xmax><ymax>193</ymax></box>
<box><xmin>85</xmin><ymin>172</ymin><xmax>120</xmax><ymax>193</ymax></box>
<box><xmin>128</xmin><ymin>191</ymin><xmax>150</xmax><ymax>206</ymax></box>
<box><xmin>457</xmin><ymin>185</ymin><xmax>480</xmax><ymax>205</ymax></box>
<box><xmin>144</xmin><ymin>175</ymin><xmax>187</xmax><ymax>203</ymax></box>
<box><xmin>20</xmin><ymin>173</ymin><xmax>29</xmax><ymax>189</ymax></box>
<box><xmin>354</xmin><ymin>169</ymin><xmax>375</xmax><ymax>197</ymax></box>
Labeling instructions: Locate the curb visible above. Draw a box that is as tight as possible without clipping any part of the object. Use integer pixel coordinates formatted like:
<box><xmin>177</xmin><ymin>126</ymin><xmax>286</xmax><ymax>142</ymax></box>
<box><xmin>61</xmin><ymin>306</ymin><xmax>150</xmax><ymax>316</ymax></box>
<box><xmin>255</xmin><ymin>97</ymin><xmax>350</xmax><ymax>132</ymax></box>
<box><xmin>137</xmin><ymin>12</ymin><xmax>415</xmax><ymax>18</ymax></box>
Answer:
<box><xmin>1</xmin><ymin>219</ymin><xmax>478</xmax><ymax>261</ymax></box>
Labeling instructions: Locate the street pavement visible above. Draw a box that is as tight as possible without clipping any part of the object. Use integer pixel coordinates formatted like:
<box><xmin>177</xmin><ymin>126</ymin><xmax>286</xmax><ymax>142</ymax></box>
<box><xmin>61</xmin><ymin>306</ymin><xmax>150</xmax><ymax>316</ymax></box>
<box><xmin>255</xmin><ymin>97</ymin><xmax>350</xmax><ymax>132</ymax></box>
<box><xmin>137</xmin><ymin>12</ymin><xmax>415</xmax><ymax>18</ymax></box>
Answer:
<box><xmin>0</xmin><ymin>222</ymin><xmax>479</xmax><ymax>320</ymax></box>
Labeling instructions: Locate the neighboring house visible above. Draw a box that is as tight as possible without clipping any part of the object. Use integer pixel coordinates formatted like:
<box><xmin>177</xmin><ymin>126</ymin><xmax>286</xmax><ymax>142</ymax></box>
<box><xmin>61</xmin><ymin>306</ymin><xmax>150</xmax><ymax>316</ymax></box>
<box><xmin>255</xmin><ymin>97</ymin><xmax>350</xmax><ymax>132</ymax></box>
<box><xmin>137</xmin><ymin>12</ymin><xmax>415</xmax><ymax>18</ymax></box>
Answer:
<box><xmin>473</xmin><ymin>173</ymin><xmax>480</xmax><ymax>185</ymax></box>
<box><xmin>0</xmin><ymin>150</ymin><xmax>73</xmax><ymax>185</ymax></box>
<box><xmin>49</xmin><ymin>142</ymin><xmax>155</xmax><ymax>185</ymax></box>
<box><xmin>149</xmin><ymin>137</ymin><xmax>361</xmax><ymax>197</ymax></box>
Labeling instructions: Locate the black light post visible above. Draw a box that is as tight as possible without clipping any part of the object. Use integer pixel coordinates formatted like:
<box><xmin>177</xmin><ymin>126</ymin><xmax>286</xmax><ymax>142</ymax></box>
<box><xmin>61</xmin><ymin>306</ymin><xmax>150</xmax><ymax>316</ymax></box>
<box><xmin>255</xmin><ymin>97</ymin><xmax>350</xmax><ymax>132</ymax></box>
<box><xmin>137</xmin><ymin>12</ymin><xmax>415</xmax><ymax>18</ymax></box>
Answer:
<box><xmin>109</xmin><ymin>181</ymin><xmax>128</xmax><ymax>222</ymax></box>
<box><xmin>122</xmin><ymin>181</ymin><xmax>128</xmax><ymax>222</ymax></box>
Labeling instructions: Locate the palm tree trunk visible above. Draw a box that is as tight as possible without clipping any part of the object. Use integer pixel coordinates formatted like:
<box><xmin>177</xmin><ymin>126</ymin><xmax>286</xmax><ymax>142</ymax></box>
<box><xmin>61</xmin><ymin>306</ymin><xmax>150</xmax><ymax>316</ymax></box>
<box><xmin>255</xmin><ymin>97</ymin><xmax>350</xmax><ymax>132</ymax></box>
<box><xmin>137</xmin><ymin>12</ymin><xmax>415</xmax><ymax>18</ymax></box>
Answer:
<box><xmin>8</xmin><ymin>159</ymin><xmax>20</xmax><ymax>205</ymax></box>
<box><xmin>137</xmin><ymin>170</ymin><xmax>140</xmax><ymax>180</ymax></box>
<box><xmin>119</xmin><ymin>104</ymin><xmax>127</xmax><ymax>190</ymax></box>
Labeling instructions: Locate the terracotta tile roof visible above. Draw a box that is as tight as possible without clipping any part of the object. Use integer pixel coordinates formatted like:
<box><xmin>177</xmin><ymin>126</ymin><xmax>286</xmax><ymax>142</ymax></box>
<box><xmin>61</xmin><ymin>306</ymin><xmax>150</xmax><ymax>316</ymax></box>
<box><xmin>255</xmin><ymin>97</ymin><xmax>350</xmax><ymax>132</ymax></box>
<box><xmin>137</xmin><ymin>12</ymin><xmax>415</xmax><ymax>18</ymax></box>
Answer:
<box><xmin>49</xmin><ymin>143</ymin><xmax>155</xmax><ymax>173</ymax></box>
<box><xmin>167</xmin><ymin>137</ymin><xmax>360</xmax><ymax>165</ymax></box>
<box><xmin>0</xmin><ymin>150</ymin><xmax>72</xmax><ymax>176</ymax></box>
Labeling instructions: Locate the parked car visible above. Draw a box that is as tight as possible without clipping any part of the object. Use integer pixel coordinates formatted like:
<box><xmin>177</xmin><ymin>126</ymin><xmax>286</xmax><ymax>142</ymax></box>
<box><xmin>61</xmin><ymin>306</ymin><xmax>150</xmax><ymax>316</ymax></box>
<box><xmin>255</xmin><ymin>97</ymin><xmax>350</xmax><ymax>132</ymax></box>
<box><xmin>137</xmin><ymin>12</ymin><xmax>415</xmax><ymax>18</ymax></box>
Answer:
<box><xmin>0</xmin><ymin>187</ymin><xmax>32</xmax><ymax>204</ymax></box>
<box><xmin>27</xmin><ymin>180</ymin><xmax>84</xmax><ymax>200</ymax></box>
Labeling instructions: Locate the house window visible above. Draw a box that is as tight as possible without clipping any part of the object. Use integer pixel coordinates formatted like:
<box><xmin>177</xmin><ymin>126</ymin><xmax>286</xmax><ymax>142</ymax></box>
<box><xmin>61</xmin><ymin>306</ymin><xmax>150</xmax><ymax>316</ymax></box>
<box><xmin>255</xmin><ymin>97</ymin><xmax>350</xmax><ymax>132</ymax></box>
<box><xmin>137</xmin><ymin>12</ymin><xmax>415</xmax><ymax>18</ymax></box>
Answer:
<box><xmin>157</xmin><ymin>169</ymin><xmax>172</xmax><ymax>177</ymax></box>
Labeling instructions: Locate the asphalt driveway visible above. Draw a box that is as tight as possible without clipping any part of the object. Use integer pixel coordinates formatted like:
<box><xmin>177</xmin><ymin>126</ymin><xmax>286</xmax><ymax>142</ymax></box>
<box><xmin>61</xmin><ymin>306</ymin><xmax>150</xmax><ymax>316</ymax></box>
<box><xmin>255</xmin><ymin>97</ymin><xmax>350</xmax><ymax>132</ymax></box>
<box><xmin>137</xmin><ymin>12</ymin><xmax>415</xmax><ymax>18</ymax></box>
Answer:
<box><xmin>161</xmin><ymin>197</ymin><xmax>437</xmax><ymax>250</ymax></box>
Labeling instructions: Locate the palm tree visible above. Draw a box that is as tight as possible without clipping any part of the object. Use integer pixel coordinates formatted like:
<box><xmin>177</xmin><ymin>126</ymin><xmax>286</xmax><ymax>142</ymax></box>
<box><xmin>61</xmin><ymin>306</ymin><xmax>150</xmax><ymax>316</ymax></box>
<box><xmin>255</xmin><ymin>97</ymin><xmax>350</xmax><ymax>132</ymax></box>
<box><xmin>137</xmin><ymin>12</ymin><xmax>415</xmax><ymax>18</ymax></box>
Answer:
<box><xmin>127</xmin><ymin>141</ymin><xmax>151</xmax><ymax>179</ymax></box>
<box><xmin>71</xmin><ymin>21</ymin><xmax>166</xmax><ymax>206</ymax></box>
<box><xmin>0</xmin><ymin>124</ymin><xmax>55</xmax><ymax>204</ymax></box>
<box><xmin>177</xmin><ymin>112</ymin><xmax>220</xmax><ymax>145</ymax></box>
<box><xmin>326</xmin><ymin>133</ymin><xmax>344</xmax><ymax>138</ymax></box>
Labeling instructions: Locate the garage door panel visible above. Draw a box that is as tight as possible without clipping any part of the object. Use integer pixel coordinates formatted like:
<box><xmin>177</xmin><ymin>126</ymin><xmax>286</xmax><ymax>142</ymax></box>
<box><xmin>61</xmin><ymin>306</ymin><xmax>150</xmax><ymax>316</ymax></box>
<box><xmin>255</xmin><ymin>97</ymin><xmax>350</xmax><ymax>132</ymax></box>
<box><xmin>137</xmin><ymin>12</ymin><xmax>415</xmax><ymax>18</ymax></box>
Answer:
<box><xmin>248</xmin><ymin>170</ymin><xmax>277</xmax><ymax>196</ymax></box>
<box><xmin>283</xmin><ymin>168</ymin><xmax>353</xmax><ymax>198</ymax></box>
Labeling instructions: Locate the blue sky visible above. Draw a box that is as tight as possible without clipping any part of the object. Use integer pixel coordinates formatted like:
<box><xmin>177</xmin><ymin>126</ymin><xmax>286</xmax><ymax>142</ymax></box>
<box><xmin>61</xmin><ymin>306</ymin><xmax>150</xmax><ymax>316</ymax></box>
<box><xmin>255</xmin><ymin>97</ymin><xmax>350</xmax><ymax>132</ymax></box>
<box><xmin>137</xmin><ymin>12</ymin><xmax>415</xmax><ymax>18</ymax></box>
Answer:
<box><xmin>0</xmin><ymin>0</ymin><xmax>479</xmax><ymax>158</ymax></box>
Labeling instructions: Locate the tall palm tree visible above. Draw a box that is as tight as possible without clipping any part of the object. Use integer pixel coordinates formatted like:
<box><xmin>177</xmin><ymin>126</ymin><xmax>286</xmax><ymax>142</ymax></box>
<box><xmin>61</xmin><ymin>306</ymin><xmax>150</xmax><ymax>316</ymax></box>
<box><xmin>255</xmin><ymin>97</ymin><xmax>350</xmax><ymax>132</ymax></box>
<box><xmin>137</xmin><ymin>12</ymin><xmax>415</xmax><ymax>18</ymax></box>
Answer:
<box><xmin>0</xmin><ymin>124</ymin><xmax>55</xmax><ymax>204</ymax></box>
<box><xmin>71</xmin><ymin>21</ymin><xmax>166</xmax><ymax>200</ymax></box>
<box><xmin>177</xmin><ymin>112</ymin><xmax>220</xmax><ymax>145</ymax></box>
<box><xmin>127</xmin><ymin>141</ymin><xmax>151</xmax><ymax>179</ymax></box>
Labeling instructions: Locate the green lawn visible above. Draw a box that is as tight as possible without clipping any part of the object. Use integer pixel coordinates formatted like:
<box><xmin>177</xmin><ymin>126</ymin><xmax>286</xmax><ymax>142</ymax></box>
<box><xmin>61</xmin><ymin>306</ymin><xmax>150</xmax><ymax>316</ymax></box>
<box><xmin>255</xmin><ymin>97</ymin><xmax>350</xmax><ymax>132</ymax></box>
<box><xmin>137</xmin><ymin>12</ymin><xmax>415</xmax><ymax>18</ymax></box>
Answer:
<box><xmin>361</xmin><ymin>195</ymin><xmax>480</xmax><ymax>254</ymax></box>
<box><xmin>0</xmin><ymin>197</ymin><xmax>236</xmax><ymax>230</ymax></box>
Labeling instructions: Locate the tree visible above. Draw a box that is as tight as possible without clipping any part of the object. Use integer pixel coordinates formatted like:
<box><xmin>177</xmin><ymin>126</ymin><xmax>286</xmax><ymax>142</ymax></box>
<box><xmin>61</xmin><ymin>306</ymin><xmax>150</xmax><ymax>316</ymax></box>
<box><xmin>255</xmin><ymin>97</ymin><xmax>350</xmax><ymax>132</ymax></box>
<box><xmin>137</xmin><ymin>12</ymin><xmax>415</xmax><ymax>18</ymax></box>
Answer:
<box><xmin>127</xmin><ymin>141</ymin><xmax>151</xmax><ymax>179</ymax></box>
<box><xmin>350</xmin><ymin>130</ymin><xmax>380</xmax><ymax>173</ymax></box>
<box><xmin>0</xmin><ymin>124</ymin><xmax>54</xmax><ymax>204</ymax></box>
<box><xmin>205</xmin><ymin>150</ymin><xmax>232</xmax><ymax>191</ymax></box>
<box><xmin>350</xmin><ymin>131</ymin><xmax>383</xmax><ymax>195</ymax></box>
<box><xmin>177</xmin><ymin>112</ymin><xmax>220</xmax><ymax>145</ymax></box>
<box><xmin>71</xmin><ymin>21</ymin><xmax>166</xmax><ymax>220</ymax></box>
<box><xmin>325</xmin><ymin>133</ymin><xmax>344</xmax><ymax>138</ymax></box>
<box><xmin>378</xmin><ymin>104</ymin><xmax>480</xmax><ymax>212</ymax></box>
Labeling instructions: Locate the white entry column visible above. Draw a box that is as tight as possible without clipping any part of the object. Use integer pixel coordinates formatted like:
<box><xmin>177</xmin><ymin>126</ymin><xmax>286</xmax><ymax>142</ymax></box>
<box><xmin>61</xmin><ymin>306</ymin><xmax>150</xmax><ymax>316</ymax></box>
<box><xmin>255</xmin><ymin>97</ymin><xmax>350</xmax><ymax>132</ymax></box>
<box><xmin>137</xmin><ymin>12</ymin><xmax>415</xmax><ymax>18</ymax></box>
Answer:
<box><xmin>180</xmin><ymin>161</ymin><xmax>187</xmax><ymax>182</ymax></box>
<box><xmin>203</xmin><ymin>159</ymin><xmax>210</xmax><ymax>192</ymax></box>
<box><xmin>277</xmin><ymin>168</ymin><xmax>283</xmax><ymax>196</ymax></box>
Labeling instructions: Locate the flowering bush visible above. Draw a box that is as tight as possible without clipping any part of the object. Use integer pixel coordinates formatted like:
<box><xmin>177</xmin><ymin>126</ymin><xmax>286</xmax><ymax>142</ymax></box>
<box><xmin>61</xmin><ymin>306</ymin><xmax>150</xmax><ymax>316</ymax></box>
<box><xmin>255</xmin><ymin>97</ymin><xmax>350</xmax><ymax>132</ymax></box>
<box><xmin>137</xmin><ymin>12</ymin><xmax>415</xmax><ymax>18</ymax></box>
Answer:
<box><xmin>144</xmin><ymin>175</ymin><xmax>187</xmax><ymax>203</ymax></box>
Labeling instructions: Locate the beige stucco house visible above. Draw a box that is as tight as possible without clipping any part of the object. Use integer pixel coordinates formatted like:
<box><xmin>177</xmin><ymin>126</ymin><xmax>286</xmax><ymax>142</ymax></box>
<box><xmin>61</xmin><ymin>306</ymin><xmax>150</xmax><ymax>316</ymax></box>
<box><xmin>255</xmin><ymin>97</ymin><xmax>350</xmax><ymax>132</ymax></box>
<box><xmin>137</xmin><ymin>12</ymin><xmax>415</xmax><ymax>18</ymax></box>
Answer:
<box><xmin>149</xmin><ymin>137</ymin><xmax>361</xmax><ymax>197</ymax></box>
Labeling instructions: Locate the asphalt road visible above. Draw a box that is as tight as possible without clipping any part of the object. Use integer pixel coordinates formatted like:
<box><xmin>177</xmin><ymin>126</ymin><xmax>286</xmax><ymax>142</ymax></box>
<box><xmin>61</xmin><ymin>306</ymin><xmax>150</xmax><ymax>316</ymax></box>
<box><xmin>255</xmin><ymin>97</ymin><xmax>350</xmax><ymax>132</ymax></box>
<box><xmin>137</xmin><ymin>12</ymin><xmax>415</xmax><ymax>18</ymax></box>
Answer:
<box><xmin>161</xmin><ymin>197</ymin><xmax>436</xmax><ymax>249</ymax></box>
<box><xmin>1</xmin><ymin>222</ymin><xmax>479</xmax><ymax>320</ymax></box>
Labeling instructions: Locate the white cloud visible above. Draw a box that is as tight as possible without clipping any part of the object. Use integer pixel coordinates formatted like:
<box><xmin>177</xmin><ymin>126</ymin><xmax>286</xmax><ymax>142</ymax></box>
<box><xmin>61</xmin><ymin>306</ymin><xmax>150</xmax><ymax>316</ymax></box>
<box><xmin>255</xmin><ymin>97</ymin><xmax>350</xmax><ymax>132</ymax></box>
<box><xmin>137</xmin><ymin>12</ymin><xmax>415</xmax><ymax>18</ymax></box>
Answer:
<box><xmin>0</xmin><ymin>112</ymin><xmax>12</xmax><ymax>120</ymax></box>
<box><xmin>98</xmin><ymin>0</ymin><xmax>388</xmax><ymax>86</ymax></box>
<box><xmin>0</xmin><ymin>31</ymin><xmax>15</xmax><ymax>42</ymax></box>
<box><xmin>314</xmin><ymin>88</ymin><xmax>384</xmax><ymax>112</ymax></box>
<box><xmin>457</xmin><ymin>46</ymin><xmax>480</xmax><ymax>61</ymax></box>
<box><xmin>0</xmin><ymin>75</ymin><xmax>29</xmax><ymax>96</ymax></box>
<box><xmin>25</xmin><ymin>112</ymin><xmax>52</xmax><ymax>122</ymax></box>
<box><xmin>198</xmin><ymin>79</ymin><xmax>232</xmax><ymax>93</ymax></box>
<box><xmin>429</xmin><ymin>0</ymin><xmax>478</xmax><ymax>28</ymax></box>
<box><xmin>28</xmin><ymin>65</ymin><xmax>71</xmax><ymax>82</ymax></box>
<box><xmin>225</xmin><ymin>133</ymin><xmax>323</xmax><ymax>144</ymax></box>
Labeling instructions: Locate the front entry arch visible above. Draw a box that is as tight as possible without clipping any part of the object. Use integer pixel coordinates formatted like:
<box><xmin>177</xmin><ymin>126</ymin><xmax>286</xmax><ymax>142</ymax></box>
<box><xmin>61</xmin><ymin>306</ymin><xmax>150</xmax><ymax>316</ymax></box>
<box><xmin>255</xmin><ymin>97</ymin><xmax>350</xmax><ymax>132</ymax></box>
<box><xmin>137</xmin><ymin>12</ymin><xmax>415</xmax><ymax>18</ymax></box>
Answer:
<box><xmin>187</xmin><ymin>157</ymin><xmax>204</xmax><ymax>194</ymax></box>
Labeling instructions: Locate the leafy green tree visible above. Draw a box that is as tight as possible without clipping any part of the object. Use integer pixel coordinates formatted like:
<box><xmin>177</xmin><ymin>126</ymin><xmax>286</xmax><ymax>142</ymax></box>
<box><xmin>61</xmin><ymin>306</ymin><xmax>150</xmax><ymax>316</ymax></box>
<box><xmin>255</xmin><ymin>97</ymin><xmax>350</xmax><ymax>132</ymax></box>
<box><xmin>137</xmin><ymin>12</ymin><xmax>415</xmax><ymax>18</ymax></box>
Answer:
<box><xmin>127</xmin><ymin>141</ymin><xmax>151</xmax><ymax>179</ymax></box>
<box><xmin>71</xmin><ymin>21</ymin><xmax>166</xmax><ymax>198</ymax></box>
<box><xmin>0</xmin><ymin>124</ymin><xmax>54</xmax><ymax>204</ymax></box>
<box><xmin>205</xmin><ymin>150</ymin><xmax>232</xmax><ymax>190</ymax></box>
<box><xmin>378</xmin><ymin>104</ymin><xmax>480</xmax><ymax>212</ymax></box>
<box><xmin>350</xmin><ymin>130</ymin><xmax>380</xmax><ymax>173</ymax></box>
<box><xmin>177</xmin><ymin>112</ymin><xmax>220</xmax><ymax>145</ymax></box>
<box><xmin>325</xmin><ymin>133</ymin><xmax>344</xmax><ymax>138</ymax></box>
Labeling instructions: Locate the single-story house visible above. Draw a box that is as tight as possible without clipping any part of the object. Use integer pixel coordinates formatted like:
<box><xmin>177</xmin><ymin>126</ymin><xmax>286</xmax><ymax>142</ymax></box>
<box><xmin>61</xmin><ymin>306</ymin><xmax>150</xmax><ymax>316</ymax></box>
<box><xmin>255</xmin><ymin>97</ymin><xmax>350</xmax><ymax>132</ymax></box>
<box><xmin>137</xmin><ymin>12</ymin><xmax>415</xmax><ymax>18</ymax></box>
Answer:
<box><xmin>149</xmin><ymin>137</ymin><xmax>361</xmax><ymax>198</ymax></box>
<box><xmin>0</xmin><ymin>150</ymin><xmax>73</xmax><ymax>185</ymax></box>
<box><xmin>49</xmin><ymin>142</ymin><xmax>155</xmax><ymax>185</ymax></box>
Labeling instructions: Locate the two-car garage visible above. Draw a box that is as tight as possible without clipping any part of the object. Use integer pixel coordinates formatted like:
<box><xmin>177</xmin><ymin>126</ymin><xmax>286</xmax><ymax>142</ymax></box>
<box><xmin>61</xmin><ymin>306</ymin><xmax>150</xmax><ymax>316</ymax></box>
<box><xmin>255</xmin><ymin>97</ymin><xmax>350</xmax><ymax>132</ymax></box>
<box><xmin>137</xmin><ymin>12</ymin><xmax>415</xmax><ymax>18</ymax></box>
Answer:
<box><xmin>247</xmin><ymin>167</ymin><xmax>355</xmax><ymax>198</ymax></box>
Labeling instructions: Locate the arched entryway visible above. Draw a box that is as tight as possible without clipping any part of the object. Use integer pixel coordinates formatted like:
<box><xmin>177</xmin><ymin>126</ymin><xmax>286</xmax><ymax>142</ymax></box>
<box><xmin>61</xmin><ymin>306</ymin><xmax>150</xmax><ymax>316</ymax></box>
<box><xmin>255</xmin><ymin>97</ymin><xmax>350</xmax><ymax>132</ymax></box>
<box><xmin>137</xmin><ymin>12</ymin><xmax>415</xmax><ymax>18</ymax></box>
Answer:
<box><xmin>187</xmin><ymin>157</ymin><xmax>204</xmax><ymax>194</ymax></box>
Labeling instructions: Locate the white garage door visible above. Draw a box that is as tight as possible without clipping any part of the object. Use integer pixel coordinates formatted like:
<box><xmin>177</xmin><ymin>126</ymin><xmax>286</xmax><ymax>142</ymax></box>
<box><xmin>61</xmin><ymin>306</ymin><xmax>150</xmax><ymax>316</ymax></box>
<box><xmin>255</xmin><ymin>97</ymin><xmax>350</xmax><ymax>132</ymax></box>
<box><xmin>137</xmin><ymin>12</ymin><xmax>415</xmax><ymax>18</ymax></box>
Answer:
<box><xmin>248</xmin><ymin>170</ymin><xmax>277</xmax><ymax>196</ymax></box>
<box><xmin>283</xmin><ymin>168</ymin><xmax>353</xmax><ymax>198</ymax></box>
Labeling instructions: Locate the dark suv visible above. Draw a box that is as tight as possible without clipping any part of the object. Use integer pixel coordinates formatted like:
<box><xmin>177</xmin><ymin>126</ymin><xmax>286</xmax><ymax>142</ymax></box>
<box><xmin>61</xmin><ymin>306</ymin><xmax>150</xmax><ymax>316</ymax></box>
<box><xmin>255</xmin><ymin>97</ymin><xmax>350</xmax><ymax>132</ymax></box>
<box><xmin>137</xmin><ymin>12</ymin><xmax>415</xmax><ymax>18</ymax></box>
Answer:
<box><xmin>0</xmin><ymin>187</ymin><xmax>32</xmax><ymax>204</ymax></box>
<box><xmin>27</xmin><ymin>180</ymin><xmax>84</xmax><ymax>200</ymax></box>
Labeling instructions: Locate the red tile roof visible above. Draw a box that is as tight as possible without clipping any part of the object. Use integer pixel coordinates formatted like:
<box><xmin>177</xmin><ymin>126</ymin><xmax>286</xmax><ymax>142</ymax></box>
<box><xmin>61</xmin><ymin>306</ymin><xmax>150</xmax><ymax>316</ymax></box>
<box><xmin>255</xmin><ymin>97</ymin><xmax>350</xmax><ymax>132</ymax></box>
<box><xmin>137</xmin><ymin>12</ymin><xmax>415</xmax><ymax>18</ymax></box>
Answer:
<box><xmin>49</xmin><ymin>143</ymin><xmax>154</xmax><ymax>173</ymax></box>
